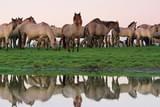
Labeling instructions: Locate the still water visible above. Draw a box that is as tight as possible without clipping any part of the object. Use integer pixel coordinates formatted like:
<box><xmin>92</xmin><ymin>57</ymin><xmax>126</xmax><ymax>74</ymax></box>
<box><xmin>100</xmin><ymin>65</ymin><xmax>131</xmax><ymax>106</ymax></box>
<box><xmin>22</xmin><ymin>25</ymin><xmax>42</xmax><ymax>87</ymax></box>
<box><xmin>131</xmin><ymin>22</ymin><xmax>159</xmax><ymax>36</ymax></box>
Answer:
<box><xmin>0</xmin><ymin>75</ymin><xmax>160</xmax><ymax>107</ymax></box>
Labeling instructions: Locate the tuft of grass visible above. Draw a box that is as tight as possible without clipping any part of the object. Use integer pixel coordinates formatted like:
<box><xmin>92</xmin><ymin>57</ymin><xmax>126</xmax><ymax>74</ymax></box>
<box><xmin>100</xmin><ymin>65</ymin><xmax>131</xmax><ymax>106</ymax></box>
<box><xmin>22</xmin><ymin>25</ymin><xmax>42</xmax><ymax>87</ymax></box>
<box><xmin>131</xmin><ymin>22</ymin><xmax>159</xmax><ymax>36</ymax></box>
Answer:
<box><xmin>0</xmin><ymin>47</ymin><xmax>160</xmax><ymax>76</ymax></box>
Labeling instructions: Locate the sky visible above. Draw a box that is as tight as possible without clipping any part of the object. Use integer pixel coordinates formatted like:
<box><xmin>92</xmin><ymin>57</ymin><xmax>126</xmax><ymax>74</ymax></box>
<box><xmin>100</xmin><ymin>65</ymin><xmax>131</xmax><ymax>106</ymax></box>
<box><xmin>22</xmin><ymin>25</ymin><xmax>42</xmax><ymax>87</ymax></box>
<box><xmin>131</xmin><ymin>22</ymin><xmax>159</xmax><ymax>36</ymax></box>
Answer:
<box><xmin>0</xmin><ymin>0</ymin><xmax>159</xmax><ymax>27</ymax></box>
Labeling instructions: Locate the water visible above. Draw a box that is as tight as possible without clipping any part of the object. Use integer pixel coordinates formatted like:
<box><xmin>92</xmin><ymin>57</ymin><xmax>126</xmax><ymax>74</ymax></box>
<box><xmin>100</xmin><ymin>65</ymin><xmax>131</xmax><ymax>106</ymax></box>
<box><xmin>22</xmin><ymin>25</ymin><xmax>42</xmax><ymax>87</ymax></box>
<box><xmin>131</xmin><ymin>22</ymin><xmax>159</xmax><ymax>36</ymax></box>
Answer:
<box><xmin>0</xmin><ymin>75</ymin><xmax>160</xmax><ymax>107</ymax></box>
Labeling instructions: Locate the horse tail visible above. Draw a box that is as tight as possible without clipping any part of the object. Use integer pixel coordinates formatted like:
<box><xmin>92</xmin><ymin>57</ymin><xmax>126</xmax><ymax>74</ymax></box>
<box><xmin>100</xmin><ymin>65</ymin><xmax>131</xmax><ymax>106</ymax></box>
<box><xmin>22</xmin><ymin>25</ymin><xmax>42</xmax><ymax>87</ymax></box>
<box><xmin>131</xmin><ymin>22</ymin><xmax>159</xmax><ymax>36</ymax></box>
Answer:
<box><xmin>61</xmin><ymin>25</ymin><xmax>69</xmax><ymax>49</ymax></box>
<box><xmin>84</xmin><ymin>25</ymin><xmax>89</xmax><ymax>37</ymax></box>
<box><xmin>18</xmin><ymin>30</ymin><xmax>22</xmax><ymax>48</ymax></box>
<box><xmin>62</xmin><ymin>35</ymin><xmax>66</xmax><ymax>49</ymax></box>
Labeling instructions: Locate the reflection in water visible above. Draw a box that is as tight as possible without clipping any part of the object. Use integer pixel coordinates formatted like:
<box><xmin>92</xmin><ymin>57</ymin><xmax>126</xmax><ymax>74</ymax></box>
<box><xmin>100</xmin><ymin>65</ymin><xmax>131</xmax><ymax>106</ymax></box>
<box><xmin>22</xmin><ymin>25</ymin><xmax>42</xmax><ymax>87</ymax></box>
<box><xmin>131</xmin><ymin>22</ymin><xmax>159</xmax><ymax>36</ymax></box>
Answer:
<box><xmin>0</xmin><ymin>75</ymin><xmax>160</xmax><ymax>107</ymax></box>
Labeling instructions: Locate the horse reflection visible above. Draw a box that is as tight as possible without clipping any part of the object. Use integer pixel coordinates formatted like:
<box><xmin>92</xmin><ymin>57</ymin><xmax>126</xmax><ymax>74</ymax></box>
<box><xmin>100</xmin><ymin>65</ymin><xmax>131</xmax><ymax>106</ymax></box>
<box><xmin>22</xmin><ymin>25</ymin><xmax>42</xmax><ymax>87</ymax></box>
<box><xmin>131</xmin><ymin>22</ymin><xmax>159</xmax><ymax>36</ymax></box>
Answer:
<box><xmin>84</xmin><ymin>76</ymin><xmax>119</xmax><ymax>101</ymax></box>
<box><xmin>61</xmin><ymin>75</ymin><xmax>84</xmax><ymax>107</ymax></box>
<box><xmin>1</xmin><ymin>75</ymin><xmax>160</xmax><ymax>107</ymax></box>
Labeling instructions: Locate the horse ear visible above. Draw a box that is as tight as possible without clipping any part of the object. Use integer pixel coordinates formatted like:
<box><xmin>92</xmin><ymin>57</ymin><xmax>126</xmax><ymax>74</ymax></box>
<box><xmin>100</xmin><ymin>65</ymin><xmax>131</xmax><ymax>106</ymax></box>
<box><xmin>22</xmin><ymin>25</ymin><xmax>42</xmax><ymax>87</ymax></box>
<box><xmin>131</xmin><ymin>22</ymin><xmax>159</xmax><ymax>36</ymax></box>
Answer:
<box><xmin>74</xmin><ymin>13</ymin><xmax>76</xmax><ymax>15</ymax></box>
<box><xmin>79</xmin><ymin>12</ymin><xmax>81</xmax><ymax>15</ymax></box>
<box><xmin>12</xmin><ymin>18</ymin><xmax>15</xmax><ymax>21</ymax></box>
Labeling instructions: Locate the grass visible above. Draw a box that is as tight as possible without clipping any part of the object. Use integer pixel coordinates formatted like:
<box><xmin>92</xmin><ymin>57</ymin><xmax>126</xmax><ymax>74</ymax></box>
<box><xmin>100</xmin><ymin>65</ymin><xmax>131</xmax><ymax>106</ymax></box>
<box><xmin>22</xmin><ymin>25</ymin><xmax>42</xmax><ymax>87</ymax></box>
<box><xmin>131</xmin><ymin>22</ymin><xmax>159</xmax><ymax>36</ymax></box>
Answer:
<box><xmin>0</xmin><ymin>46</ymin><xmax>160</xmax><ymax>76</ymax></box>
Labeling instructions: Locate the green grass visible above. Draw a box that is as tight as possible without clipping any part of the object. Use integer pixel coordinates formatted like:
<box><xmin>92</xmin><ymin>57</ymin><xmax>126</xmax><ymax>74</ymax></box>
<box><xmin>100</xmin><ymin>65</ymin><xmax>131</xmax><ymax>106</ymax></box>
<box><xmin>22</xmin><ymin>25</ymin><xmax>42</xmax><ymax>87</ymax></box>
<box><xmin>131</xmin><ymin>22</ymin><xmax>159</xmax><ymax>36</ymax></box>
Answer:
<box><xmin>0</xmin><ymin>46</ymin><xmax>160</xmax><ymax>76</ymax></box>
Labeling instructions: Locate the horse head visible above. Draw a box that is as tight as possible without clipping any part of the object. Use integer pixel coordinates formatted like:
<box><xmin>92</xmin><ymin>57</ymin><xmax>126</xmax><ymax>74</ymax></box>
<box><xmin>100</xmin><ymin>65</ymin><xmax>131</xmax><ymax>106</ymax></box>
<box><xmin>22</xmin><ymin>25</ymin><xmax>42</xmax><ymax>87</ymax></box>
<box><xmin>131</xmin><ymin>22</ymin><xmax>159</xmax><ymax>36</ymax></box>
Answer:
<box><xmin>114</xmin><ymin>21</ymin><xmax>120</xmax><ymax>33</ymax></box>
<box><xmin>128</xmin><ymin>21</ymin><xmax>137</xmax><ymax>30</ymax></box>
<box><xmin>73</xmin><ymin>95</ymin><xmax>82</xmax><ymax>107</ymax></box>
<box><xmin>73</xmin><ymin>13</ymin><xmax>82</xmax><ymax>26</ymax></box>
<box><xmin>11</xmin><ymin>18</ymin><xmax>18</xmax><ymax>30</ymax></box>
<box><xmin>17</xmin><ymin>17</ymin><xmax>23</xmax><ymax>24</ymax></box>
<box><xmin>154</xmin><ymin>24</ymin><xmax>159</xmax><ymax>32</ymax></box>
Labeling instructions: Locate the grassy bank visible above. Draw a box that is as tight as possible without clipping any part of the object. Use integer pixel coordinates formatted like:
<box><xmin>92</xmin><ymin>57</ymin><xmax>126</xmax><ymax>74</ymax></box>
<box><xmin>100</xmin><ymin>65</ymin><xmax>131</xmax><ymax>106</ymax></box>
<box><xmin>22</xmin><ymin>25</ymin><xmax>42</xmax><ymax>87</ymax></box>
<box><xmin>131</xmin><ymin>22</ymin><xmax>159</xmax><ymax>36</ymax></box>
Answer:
<box><xmin>0</xmin><ymin>46</ymin><xmax>160</xmax><ymax>76</ymax></box>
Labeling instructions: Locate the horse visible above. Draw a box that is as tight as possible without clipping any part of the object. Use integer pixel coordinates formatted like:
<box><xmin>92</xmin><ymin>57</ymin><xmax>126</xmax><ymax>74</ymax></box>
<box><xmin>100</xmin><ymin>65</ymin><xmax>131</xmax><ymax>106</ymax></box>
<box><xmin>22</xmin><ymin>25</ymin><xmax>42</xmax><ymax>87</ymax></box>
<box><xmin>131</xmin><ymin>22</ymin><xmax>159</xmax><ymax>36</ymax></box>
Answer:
<box><xmin>152</xmin><ymin>24</ymin><xmax>160</xmax><ymax>39</ymax></box>
<box><xmin>61</xmin><ymin>13</ymin><xmax>83</xmax><ymax>52</ymax></box>
<box><xmin>10</xmin><ymin>16</ymin><xmax>36</xmax><ymax>48</ymax></box>
<box><xmin>135</xmin><ymin>24</ymin><xmax>158</xmax><ymax>46</ymax></box>
<box><xmin>119</xmin><ymin>21</ymin><xmax>137</xmax><ymax>46</ymax></box>
<box><xmin>14</xmin><ymin>77</ymin><xmax>56</xmax><ymax>106</ymax></box>
<box><xmin>83</xmin><ymin>76</ymin><xmax>119</xmax><ymax>101</ymax></box>
<box><xmin>9</xmin><ymin>17</ymin><xmax>23</xmax><ymax>48</ymax></box>
<box><xmin>0</xmin><ymin>18</ymin><xmax>17</xmax><ymax>50</ymax></box>
<box><xmin>17</xmin><ymin>17</ymin><xmax>56</xmax><ymax>49</ymax></box>
<box><xmin>84</xmin><ymin>18</ymin><xmax>120</xmax><ymax>48</ymax></box>
<box><xmin>61</xmin><ymin>75</ymin><xmax>83</xmax><ymax>107</ymax></box>
<box><xmin>51</xmin><ymin>25</ymin><xmax>62</xmax><ymax>37</ymax></box>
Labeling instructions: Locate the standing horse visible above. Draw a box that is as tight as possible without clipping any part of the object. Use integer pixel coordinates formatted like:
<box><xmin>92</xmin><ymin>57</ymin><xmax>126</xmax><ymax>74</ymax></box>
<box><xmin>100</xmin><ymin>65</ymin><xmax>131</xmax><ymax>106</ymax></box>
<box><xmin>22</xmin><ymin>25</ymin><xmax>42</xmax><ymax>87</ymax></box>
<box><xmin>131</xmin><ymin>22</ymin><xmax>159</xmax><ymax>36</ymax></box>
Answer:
<box><xmin>135</xmin><ymin>24</ymin><xmax>158</xmax><ymax>46</ymax></box>
<box><xmin>10</xmin><ymin>16</ymin><xmax>36</xmax><ymax>48</ymax></box>
<box><xmin>9</xmin><ymin>17</ymin><xmax>23</xmax><ymax>48</ymax></box>
<box><xmin>0</xmin><ymin>18</ymin><xmax>17</xmax><ymax>49</ymax></box>
<box><xmin>119</xmin><ymin>21</ymin><xmax>137</xmax><ymax>46</ymax></box>
<box><xmin>84</xmin><ymin>18</ymin><xmax>120</xmax><ymax>48</ymax></box>
<box><xmin>51</xmin><ymin>25</ymin><xmax>62</xmax><ymax>37</ymax></box>
<box><xmin>61</xmin><ymin>13</ymin><xmax>83</xmax><ymax>52</ymax></box>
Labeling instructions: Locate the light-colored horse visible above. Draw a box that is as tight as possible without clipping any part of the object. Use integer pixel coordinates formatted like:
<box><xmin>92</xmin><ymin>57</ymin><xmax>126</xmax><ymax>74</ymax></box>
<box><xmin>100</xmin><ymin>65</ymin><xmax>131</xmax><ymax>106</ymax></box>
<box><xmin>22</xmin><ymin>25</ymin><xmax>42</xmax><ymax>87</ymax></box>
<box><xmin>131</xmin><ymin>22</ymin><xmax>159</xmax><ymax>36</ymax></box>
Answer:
<box><xmin>51</xmin><ymin>25</ymin><xmax>62</xmax><ymax>37</ymax></box>
<box><xmin>18</xmin><ymin>18</ymin><xmax>56</xmax><ymax>48</ymax></box>
<box><xmin>17</xmin><ymin>77</ymin><xmax>56</xmax><ymax>106</ymax></box>
<box><xmin>152</xmin><ymin>24</ymin><xmax>160</xmax><ymax>39</ymax></box>
<box><xmin>135</xmin><ymin>24</ymin><xmax>158</xmax><ymax>46</ymax></box>
<box><xmin>61</xmin><ymin>13</ymin><xmax>83</xmax><ymax>52</ymax></box>
<box><xmin>10</xmin><ymin>16</ymin><xmax>36</xmax><ymax>48</ymax></box>
<box><xmin>0</xmin><ymin>18</ymin><xmax>17</xmax><ymax>49</ymax></box>
<box><xmin>119</xmin><ymin>21</ymin><xmax>137</xmax><ymax>46</ymax></box>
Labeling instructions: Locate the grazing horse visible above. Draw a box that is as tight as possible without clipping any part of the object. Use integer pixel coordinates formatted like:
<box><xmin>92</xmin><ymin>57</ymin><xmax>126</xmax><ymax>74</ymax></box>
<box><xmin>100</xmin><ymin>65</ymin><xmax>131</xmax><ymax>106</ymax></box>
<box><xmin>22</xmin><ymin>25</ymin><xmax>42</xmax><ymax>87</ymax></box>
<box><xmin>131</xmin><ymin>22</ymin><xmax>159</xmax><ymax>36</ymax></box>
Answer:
<box><xmin>61</xmin><ymin>13</ymin><xmax>83</xmax><ymax>52</ymax></box>
<box><xmin>0</xmin><ymin>18</ymin><xmax>17</xmax><ymax>49</ymax></box>
<box><xmin>84</xmin><ymin>18</ymin><xmax>120</xmax><ymax>48</ymax></box>
<box><xmin>135</xmin><ymin>24</ymin><xmax>158</xmax><ymax>46</ymax></box>
<box><xmin>119</xmin><ymin>21</ymin><xmax>137</xmax><ymax>46</ymax></box>
<box><xmin>18</xmin><ymin>20</ymin><xmax>56</xmax><ymax>48</ymax></box>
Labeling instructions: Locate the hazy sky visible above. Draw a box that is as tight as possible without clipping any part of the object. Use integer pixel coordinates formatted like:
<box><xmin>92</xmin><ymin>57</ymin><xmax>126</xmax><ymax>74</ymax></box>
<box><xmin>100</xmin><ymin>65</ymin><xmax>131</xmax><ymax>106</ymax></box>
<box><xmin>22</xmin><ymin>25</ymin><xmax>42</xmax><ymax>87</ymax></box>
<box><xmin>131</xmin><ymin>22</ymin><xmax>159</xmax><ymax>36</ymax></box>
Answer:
<box><xmin>0</xmin><ymin>0</ymin><xmax>159</xmax><ymax>27</ymax></box>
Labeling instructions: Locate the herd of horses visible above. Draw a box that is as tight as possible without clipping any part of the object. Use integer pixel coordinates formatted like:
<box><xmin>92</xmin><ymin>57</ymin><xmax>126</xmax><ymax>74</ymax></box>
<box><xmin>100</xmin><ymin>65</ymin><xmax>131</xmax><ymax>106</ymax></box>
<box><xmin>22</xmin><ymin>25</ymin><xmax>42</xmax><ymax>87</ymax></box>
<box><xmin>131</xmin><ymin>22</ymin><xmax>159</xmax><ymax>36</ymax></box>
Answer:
<box><xmin>0</xmin><ymin>13</ymin><xmax>160</xmax><ymax>51</ymax></box>
<box><xmin>0</xmin><ymin>75</ymin><xmax>160</xmax><ymax>107</ymax></box>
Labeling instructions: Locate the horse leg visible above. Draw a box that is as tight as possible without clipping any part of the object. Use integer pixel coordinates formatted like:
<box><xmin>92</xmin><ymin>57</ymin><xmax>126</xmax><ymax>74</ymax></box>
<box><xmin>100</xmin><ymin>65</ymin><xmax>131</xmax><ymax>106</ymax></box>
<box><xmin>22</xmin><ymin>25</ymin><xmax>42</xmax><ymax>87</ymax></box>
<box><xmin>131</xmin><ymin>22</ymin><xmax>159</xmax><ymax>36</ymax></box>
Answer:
<box><xmin>136</xmin><ymin>36</ymin><xmax>140</xmax><ymax>47</ymax></box>
<box><xmin>27</xmin><ymin>38</ymin><xmax>31</xmax><ymax>48</ymax></box>
<box><xmin>72</xmin><ymin>38</ymin><xmax>75</xmax><ymax>52</ymax></box>
<box><xmin>62</xmin><ymin>36</ymin><xmax>66</xmax><ymax>49</ymax></box>
<box><xmin>37</xmin><ymin>38</ymin><xmax>41</xmax><ymax>50</ymax></box>
<box><xmin>5</xmin><ymin>37</ymin><xmax>9</xmax><ymax>51</ymax></box>
<box><xmin>21</xmin><ymin>33</ymin><xmax>27</xmax><ymax>49</ymax></box>
<box><xmin>66</xmin><ymin>37</ymin><xmax>70</xmax><ymax>52</ymax></box>
<box><xmin>76</xmin><ymin>37</ymin><xmax>80</xmax><ymax>52</ymax></box>
<box><xmin>58</xmin><ymin>38</ymin><xmax>62</xmax><ymax>51</ymax></box>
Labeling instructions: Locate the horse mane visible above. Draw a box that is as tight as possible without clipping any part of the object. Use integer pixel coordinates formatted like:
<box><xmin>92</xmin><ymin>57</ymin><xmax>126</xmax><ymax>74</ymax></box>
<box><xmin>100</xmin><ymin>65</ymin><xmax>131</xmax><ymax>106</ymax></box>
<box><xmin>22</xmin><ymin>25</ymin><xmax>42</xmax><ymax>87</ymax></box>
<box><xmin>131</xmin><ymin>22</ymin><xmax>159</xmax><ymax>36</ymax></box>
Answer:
<box><xmin>102</xmin><ymin>21</ymin><xmax>118</xmax><ymax>27</ymax></box>
<box><xmin>128</xmin><ymin>21</ymin><xmax>136</xmax><ymax>28</ymax></box>
<box><xmin>91</xmin><ymin>18</ymin><xmax>101</xmax><ymax>23</ymax></box>
<box><xmin>137</xmin><ymin>24</ymin><xmax>151</xmax><ymax>29</ymax></box>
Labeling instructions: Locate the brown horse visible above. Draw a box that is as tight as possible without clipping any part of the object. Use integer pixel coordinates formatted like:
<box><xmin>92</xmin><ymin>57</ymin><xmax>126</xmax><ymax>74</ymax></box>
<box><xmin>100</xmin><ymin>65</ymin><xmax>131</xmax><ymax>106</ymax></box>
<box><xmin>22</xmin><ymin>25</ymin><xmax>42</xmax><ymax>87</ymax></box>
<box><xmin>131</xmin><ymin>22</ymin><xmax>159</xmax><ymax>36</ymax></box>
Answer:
<box><xmin>61</xmin><ymin>13</ymin><xmax>83</xmax><ymax>52</ymax></box>
<box><xmin>0</xmin><ymin>18</ymin><xmax>18</xmax><ymax>49</ymax></box>
<box><xmin>84</xmin><ymin>18</ymin><xmax>120</xmax><ymax>48</ymax></box>
<box><xmin>18</xmin><ymin>17</ymin><xmax>56</xmax><ymax>48</ymax></box>
<box><xmin>9</xmin><ymin>17</ymin><xmax>23</xmax><ymax>48</ymax></box>
<box><xmin>11</xmin><ymin>16</ymin><xmax>36</xmax><ymax>48</ymax></box>
<box><xmin>119</xmin><ymin>21</ymin><xmax>137</xmax><ymax>46</ymax></box>
<box><xmin>135</xmin><ymin>24</ymin><xmax>158</xmax><ymax>46</ymax></box>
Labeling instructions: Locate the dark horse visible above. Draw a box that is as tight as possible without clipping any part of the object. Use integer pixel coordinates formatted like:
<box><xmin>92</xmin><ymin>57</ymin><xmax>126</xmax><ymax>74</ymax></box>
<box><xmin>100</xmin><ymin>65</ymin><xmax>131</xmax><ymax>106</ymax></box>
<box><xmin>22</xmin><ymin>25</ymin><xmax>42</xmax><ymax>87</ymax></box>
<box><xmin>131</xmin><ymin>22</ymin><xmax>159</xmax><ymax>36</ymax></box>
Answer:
<box><xmin>83</xmin><ymin>18</ymin><xmax>120</xmax><ymax>48</ymax></box>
